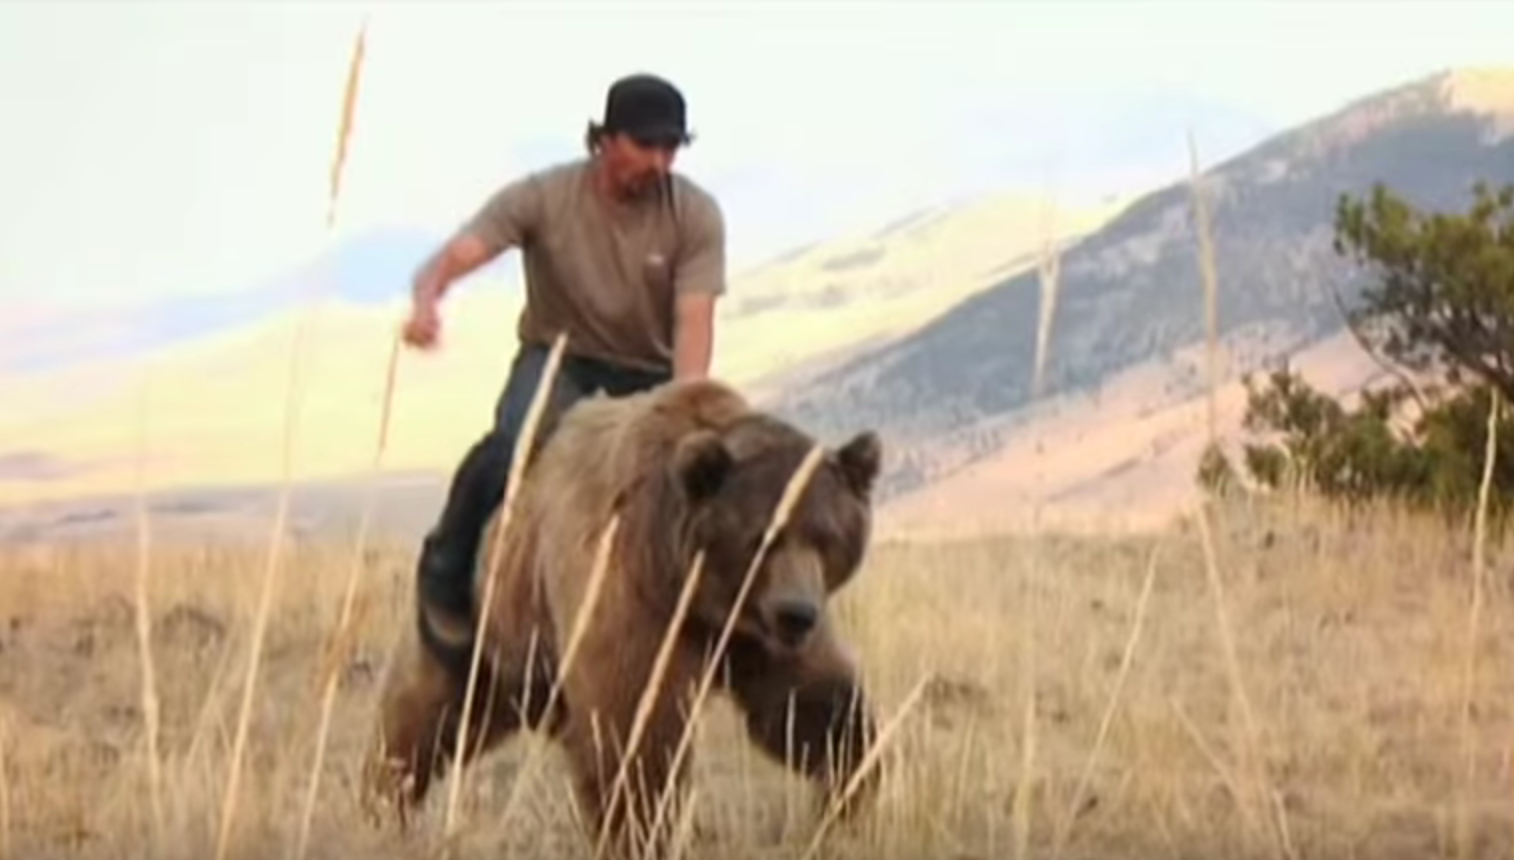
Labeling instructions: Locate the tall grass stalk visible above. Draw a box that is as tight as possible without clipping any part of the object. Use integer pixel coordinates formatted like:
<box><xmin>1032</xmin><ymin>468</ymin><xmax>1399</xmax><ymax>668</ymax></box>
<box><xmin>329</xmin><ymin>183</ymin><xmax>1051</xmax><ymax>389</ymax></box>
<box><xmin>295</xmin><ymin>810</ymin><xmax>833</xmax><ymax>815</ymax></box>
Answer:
<box><xmin>597</xmin><ymin>550</ymin><xmax>707</xmax><ymax>857</ymax></box>
<box><xmin>488</xmin><ymin>510</ymin><xmax>623</xmax><ymax>837</ymax></box>
<box><xmin>213</xmin><ymin>18</ymin><xmax>367</xmax><ymax>860</ymax></box>
<box><xmin>439</xmin><ymin>331</ymin><xmax>568</xmax><ymax>845</ymax></box>
<box><xmin>1456</xmin><ymin>387</ymin><xmax>1500</xmax><ymax>860</ymax></box>
<box><xmin>211</xmin><ymin>247</ymin><xmax>314</xmax><ymax>860</ymax></box>
<box><xmin>1032</xmin><ymin>197</ymin><xmax>1063</xmax><ymax>400</ymax></box>
<box><xmin>131</xmin><ymin>360</ymin><xmax>164</xmax><ymax>853</ymax></box>
<box><xmin>1195</xmin><ymin>504</ymin><xmax>1287</xmax><ymax>860</ymax></box>
<box><xmin>1011</xmin><ymin>558</ymin><xmax>1039</xmax><ymax>860</ymax></box>
<box><xmin>0</xmin><ymin>718</ymin><xmax>10</xmax><ymax>860</ymax></box>
<box><xmin>1188</xmin><ymin>130</ymin><xmax>1221</xmax><ymax>447</ymax></box>
<box><xmin>293</xmin><ymin>331</ymin><xmax>396</xmax><ymax>859</ymax></box>
<box><xmin>1051</xmin><ymin>542</ymin><xmax>1162</xmax><ymax>860</ymax></box>
<box><xmin>663</xmin><ymin>786</ymin><xmax>701</xmax><ymax>860</ymax></box>
<box><xmin>798</xmin><ymin>672</ymin><xmax>933</xmax><ymax>860</ymax></box>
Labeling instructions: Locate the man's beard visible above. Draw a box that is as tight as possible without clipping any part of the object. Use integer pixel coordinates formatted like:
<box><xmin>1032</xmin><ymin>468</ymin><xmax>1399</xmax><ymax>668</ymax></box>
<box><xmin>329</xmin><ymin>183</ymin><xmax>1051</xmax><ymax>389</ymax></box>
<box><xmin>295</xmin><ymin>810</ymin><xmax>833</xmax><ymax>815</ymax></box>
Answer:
<box><xmin>623</xmin><ymin>170</ymin><xmax>665</xmax><ymax>199</ymax></box>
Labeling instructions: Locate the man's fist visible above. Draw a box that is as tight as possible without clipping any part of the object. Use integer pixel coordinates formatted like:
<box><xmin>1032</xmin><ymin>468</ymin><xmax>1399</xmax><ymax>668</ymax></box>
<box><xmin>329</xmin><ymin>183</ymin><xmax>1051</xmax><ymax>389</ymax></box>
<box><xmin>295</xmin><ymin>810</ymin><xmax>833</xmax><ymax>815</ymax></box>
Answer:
<box><xmin>402</xmin><ymin>300</ymin><xmax>442</xmax><ymax>350</ymax></box>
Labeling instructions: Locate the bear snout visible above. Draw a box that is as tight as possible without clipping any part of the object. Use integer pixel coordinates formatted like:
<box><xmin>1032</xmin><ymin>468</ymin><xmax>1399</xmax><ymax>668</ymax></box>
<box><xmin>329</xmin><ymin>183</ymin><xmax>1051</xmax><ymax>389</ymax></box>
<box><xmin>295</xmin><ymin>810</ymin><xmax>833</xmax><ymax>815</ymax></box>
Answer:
<box><xmin>770</xmin><ymin>599</ymin><xmax>820</xmax><ymax>646</ymax></box>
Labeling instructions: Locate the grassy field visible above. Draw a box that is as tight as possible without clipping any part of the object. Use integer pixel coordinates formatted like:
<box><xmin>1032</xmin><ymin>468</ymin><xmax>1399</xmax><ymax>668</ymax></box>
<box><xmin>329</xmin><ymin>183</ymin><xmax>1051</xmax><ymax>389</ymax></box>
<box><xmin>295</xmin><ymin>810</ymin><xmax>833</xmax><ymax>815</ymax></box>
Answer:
<box><xmin>4</xmin><ymin>489</ymin><xmax>1514</xmax><ymax>860</ymax></box>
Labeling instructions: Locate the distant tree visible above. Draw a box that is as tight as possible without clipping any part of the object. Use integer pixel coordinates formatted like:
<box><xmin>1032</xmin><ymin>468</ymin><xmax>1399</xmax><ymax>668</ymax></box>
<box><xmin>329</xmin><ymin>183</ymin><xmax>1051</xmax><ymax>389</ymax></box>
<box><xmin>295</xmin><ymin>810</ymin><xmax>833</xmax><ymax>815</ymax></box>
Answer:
<box><xmin>1202</xmin><ymin>180</ymin><xmax>1514</xmax><ymax>517</ymax></box>
<box><xmin>1334</xmin><ymin>181</ymin><xmax>1514</xmax><ymax>401</ymax></box>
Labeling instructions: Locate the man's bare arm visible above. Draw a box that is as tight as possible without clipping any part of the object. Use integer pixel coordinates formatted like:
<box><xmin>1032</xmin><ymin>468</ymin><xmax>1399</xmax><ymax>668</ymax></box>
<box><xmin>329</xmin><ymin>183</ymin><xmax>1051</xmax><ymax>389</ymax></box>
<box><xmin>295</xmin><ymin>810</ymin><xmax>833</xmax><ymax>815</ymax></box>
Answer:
<box><xmin>671</xmin><ymin>191</ymin><xmax>726</xmax><ymax>379</ymax></box>
<box><xmin>417</xmin><ymin>173</ymin><xmax>543</xmax><ymax>303</ymax></box>
<box><xmin>402</xmin><ymin>175</ymin><xmax>542</xmax><ymax>350</ymax></box>
<box><xmin>673</xmin><ymin>292</ymin><xmax>717</xmax><ymax>380</ymax></box>
<box><xmin>411</xmin><ymin>231</ymin><xmax>496</xmax><ymax>305</ymax></box>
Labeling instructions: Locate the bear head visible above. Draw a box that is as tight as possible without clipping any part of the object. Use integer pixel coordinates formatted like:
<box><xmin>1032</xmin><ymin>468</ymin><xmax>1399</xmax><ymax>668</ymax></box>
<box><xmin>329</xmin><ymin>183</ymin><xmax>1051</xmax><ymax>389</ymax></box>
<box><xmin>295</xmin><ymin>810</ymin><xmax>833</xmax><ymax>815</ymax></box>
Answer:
<box><xmin>666</xmin><ymin>414</ymin><xmax>882</xmax><ymax>658</ymax></box>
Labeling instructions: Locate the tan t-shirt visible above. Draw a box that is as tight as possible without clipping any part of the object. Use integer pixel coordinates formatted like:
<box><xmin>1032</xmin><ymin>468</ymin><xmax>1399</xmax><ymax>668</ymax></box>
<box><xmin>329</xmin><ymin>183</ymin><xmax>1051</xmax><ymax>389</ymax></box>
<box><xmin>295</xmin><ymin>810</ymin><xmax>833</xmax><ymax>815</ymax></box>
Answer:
<box><xmin>463</xmin><ymin>157</ymin><xmax>726</xmax><ymax>374</ymax></box>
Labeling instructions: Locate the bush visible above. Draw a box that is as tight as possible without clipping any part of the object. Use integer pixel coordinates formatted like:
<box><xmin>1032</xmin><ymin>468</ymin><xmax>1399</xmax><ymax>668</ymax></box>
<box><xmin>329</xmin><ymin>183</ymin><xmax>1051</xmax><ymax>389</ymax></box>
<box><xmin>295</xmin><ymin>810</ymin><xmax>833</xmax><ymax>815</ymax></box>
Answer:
<box><xmin>1203</xmin><ymin>180</ymin><xmax>1514</xmax><ymax>518</ymax></box>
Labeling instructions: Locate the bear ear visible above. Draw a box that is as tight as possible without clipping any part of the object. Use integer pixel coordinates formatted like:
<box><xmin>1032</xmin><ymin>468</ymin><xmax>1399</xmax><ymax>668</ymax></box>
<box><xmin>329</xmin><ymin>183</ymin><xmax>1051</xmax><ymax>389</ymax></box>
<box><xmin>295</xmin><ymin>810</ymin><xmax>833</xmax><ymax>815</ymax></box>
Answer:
<box><xmin>673</xmin><ymin>430</ymin><xmax>734</xmax><ymax>502</ymax></box>
<box><xmin>835</xmin><ymin>430</ymin><xmax>882</xmax><ymax>497</ymax></box>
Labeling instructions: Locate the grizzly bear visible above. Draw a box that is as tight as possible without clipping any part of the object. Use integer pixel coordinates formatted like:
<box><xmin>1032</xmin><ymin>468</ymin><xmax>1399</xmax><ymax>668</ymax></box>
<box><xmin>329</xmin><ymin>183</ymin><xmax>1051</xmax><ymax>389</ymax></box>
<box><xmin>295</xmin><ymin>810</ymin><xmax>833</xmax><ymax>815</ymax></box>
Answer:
<box><xmin>364</xmin><ymin>377</ymin><xmax>884</xmax><ymax>857</ymax></box>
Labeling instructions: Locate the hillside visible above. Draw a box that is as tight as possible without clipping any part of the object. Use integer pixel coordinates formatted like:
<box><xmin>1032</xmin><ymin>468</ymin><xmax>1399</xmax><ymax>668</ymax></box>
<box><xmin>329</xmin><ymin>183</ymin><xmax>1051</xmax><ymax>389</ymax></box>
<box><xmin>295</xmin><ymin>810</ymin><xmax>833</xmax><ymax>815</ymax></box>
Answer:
<box><xmin>720</xmin><ymin>191</ymin><xmax>1127</xmax><ymax>395</ymax></box>
<box><xmin>875</xmin><ymin>327</ymin><xmax>1391</xmax><ymax>538</ymax></box>
<box><xmin>0</xmin><ymin>189</ymin><xmax>1118</xmax><ymax>519</ymax></box>
<box><xmin>769</xmin><ymin>67</ymin><xmax>1514</xmax><ymax>523</ymax></box>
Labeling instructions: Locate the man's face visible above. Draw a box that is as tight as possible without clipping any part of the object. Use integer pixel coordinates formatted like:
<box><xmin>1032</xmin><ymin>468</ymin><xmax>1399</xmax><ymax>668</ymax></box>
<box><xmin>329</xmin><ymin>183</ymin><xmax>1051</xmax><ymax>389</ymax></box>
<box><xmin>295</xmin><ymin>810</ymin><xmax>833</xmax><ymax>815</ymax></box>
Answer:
<box><xmin>601</xmin><ymin>132</ymin><xmax>680</xmax><ymax>199</ymax></box>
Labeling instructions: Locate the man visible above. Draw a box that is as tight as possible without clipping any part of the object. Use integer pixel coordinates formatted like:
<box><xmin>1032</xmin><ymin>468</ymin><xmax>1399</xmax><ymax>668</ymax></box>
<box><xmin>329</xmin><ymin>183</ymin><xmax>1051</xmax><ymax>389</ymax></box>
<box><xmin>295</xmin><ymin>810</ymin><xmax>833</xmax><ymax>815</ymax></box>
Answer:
<box><xmin>400</xmin><ymin>72</ymin><xmax>726</xmax><ymax>675</ymax></box>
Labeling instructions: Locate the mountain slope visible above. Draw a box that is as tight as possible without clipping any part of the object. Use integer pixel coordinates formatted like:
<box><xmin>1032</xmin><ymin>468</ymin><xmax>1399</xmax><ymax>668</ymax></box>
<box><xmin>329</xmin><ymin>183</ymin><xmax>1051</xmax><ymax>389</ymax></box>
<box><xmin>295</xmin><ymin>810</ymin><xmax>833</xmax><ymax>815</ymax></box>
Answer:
<box><xmin>875</xmin><ymin>327</ymin><xmax>1391</xmax><ymax>537</ymax></box>
<box><xmin>769</xmin><ymin>67</ymin><xmax>1514</xmax><ymax>506</ymax></box>
<box><xmin>717</xmin><ymin>191</ymin><xmax>1128</xmax><ymax>394</ymax></box>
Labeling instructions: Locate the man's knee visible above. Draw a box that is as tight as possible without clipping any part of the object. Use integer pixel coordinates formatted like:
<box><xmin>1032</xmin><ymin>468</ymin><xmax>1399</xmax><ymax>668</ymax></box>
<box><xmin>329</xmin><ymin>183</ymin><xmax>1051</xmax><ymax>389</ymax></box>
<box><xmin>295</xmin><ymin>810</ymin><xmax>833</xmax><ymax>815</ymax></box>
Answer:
<box><xmin>473</xmin><ymin>427</ymin><xmax>520</xmax><ymax>487</ymax></box>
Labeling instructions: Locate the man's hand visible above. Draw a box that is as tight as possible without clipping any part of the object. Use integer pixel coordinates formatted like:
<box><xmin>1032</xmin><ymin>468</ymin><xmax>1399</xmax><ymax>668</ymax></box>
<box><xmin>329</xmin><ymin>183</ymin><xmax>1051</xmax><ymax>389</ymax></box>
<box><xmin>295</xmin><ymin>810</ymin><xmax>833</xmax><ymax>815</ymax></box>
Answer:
<box><xmin>402</xmin><ymin>298</ymin><xmax>442</xmax><ymax>350</ymax></box>
<box><xmin>400</xmin><ymin>232</ymin><xmax>496</xmax><ymax>352</ymax></box>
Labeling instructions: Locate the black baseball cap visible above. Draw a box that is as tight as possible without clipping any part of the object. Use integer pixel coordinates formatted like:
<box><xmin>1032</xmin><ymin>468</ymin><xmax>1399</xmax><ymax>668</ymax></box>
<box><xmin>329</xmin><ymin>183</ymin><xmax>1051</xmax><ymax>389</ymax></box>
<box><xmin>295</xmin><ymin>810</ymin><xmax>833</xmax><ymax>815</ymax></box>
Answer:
<box><xmin>598</xmin><ymin>73</ymin><xmax>694</xmax><ymax>148</ymax></box>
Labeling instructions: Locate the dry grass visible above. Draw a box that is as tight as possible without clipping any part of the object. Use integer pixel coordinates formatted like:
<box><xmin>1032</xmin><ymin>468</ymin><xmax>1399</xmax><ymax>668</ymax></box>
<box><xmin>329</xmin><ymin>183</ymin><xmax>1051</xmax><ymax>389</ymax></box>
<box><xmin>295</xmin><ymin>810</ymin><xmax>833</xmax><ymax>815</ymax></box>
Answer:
<box><xmin>5</xmin><ymin>490</ymin><xmax>1514</xmax><ymax>859</ymax></box>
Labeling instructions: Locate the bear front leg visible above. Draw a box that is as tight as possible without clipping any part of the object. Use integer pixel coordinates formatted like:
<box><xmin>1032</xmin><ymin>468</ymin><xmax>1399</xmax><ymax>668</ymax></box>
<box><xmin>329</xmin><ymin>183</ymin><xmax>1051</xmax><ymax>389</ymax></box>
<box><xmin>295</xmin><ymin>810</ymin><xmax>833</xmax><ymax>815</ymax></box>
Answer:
<box><xmin>557</xmin><ymin>662</ymin><xmax>701</xmax><ymax>860</ymax></box>
<box><xmin>560</xmin><ymin>713</ymin><xmax>693</xmax><ymax>860</ymax></box>
<box><xmin>364</xmin><ymin>630</ymin><xmax>462</xmax><ymax>824</ymax></box>
<box><xmin>362</xmin><ymin>625</ymin><xmax>524</xmax><ymax>827</ymax></box>
<box><xmin>729</xmin><ymin>631</ymin><xmax>880</xmax><ymax>822</ymax></box>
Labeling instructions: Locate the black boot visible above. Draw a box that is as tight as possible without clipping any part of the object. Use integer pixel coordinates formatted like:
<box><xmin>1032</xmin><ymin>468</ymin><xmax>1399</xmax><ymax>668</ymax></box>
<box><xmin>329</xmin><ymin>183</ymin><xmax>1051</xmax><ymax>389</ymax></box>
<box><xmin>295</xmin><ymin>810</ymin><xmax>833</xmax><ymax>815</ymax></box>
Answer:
<box><xmin>413</xmin><ymin>531</ymin><xmax>477</xmax><ymax>670</ymax></box>
<box><xmin>414</xmin><ymin>430</ymin><xmax>512</xmax><ymax>676</ymax></box>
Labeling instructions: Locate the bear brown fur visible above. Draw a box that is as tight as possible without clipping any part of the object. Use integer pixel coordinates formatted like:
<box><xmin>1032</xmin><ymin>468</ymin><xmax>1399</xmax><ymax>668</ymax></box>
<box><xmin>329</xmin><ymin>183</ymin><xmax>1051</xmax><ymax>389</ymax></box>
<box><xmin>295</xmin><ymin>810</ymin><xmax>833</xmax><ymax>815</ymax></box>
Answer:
<box><xmin>364</xmin><ymin>377</ymin><xmax>884</xmax><ymax>857</ymax></box>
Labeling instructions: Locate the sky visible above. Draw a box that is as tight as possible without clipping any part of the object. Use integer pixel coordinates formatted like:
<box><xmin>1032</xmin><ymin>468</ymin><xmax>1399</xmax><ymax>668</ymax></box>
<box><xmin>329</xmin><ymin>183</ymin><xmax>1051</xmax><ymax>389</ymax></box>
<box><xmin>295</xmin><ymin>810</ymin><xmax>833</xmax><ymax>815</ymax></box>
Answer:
<box><xmin>1</xmin><ymin>0</ymin><xmax>1511</xmax><ymax>338</ymax></box>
